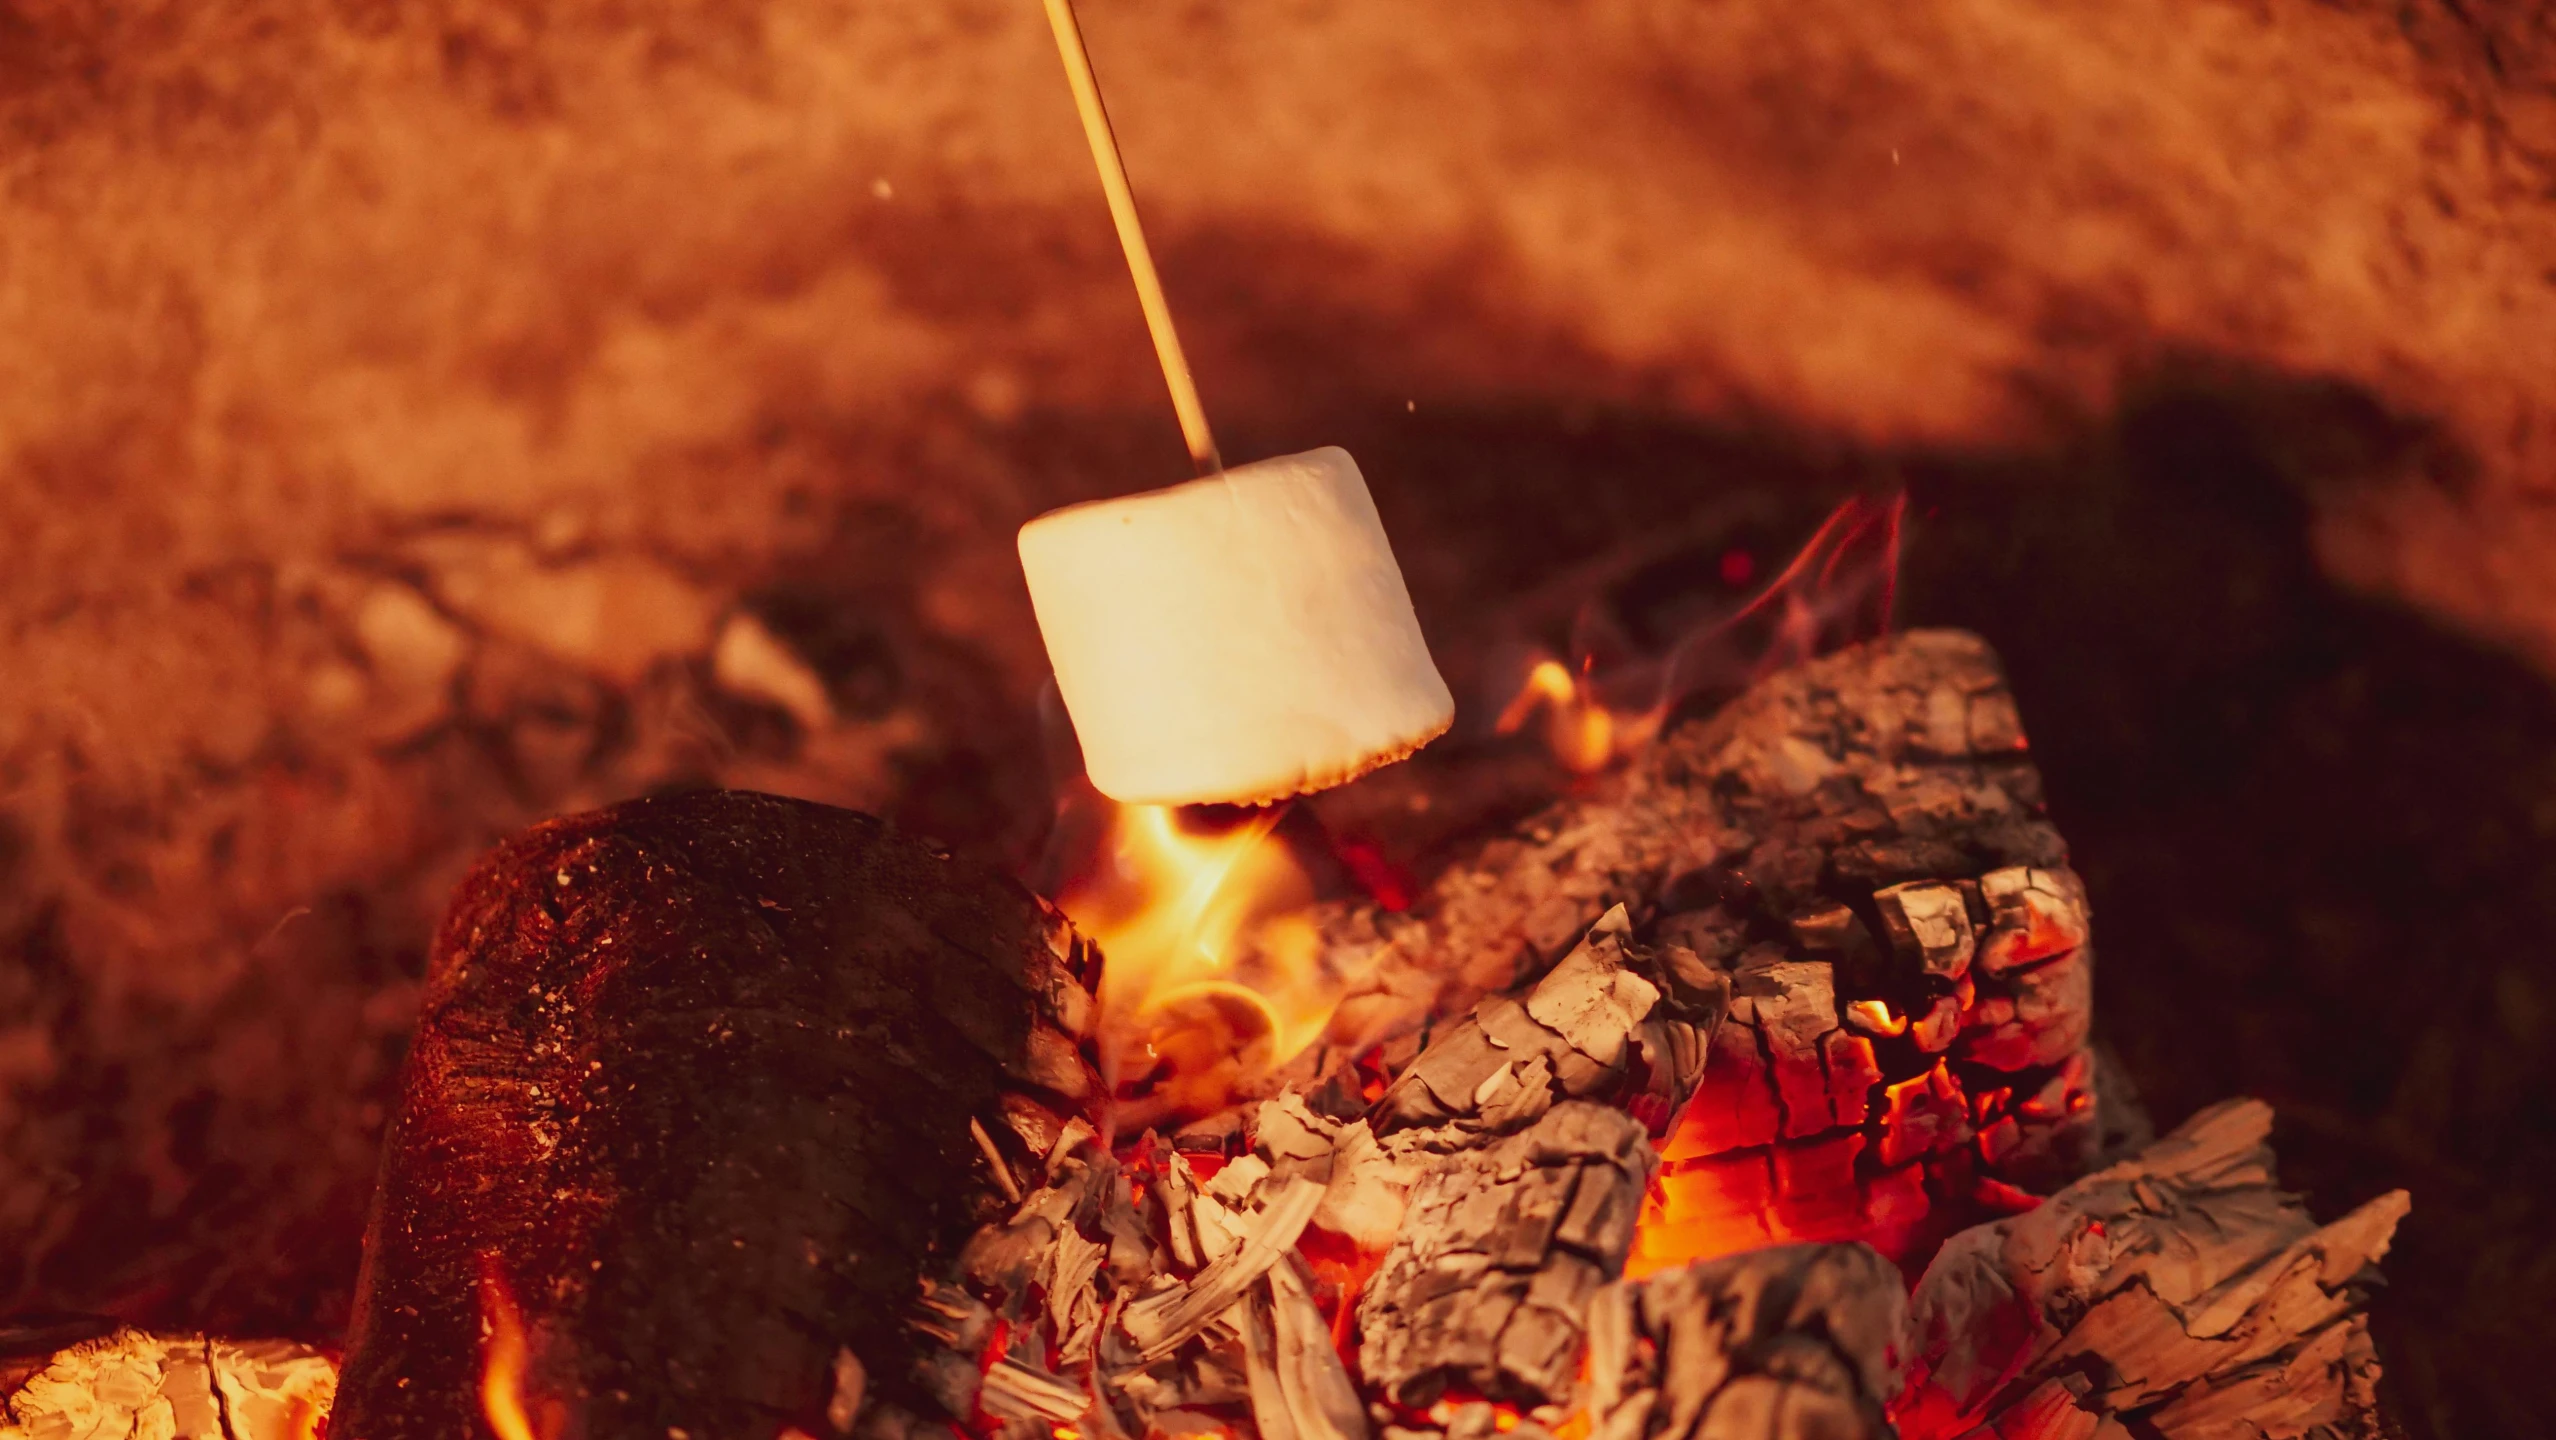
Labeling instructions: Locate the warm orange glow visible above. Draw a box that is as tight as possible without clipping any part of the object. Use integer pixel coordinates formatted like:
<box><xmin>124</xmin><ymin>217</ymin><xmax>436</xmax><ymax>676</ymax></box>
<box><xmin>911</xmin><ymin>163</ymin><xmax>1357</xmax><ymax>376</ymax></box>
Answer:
<box><xmin>1626</xmin><ymin>1148</ymin><xmax>1780</xmax><ymax>1279</ymax></box>
<box><xmin>1846</xmin><ymin>999</ymin><xmax>1909</xmax><ymax>1036</ymax></box>
<box><xmin>479</xmin><ymin>1263</ymin><xmax>540</xmax><ymax>1440</ymax></box>
<box><xmin>1056</xmin><ymin>802</ymin><xmax>1339</xmax><ymax>1120</ymax></box>
<box><xmin>1298</xmin><ymin>1226</ymin><xmax>1388</xmax><ymax>1360</ymax></box>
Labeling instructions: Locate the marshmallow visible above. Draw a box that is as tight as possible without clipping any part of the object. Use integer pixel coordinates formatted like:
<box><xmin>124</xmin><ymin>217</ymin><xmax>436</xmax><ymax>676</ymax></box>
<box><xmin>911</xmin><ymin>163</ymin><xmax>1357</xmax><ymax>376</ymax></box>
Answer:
<box><xmin>1019</xmin><ymin>447</ymin><xmax>1454</xmax><ymax>806</ymax></box>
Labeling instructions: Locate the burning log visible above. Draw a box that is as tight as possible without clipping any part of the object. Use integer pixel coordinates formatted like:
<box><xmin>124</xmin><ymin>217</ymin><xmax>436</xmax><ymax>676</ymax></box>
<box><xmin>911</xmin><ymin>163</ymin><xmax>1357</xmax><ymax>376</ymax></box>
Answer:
<box><xmin>331</xmin><ymin>790</ymin><xmax>1102</xmax><ymax>1440</ymax></box>
<box><xmin>1897</xmin><ymin>1099</ymin><xmax>2407</xmax><ymax>1440</ymax></box>
<box><xmin>1303</xmin><ymin>631</ymin><xmax>2104</xmax><ymax>1268</ymax></box>
<box><xmin>0</xmin><ymin>1330</ymin><xmax>336</xmax><ymax>1440</ymax></box>
<box><xmin>1583</xmin><ymin>1243</ymin><xmax>1906</xmax><ymax>1440</ymax></box>
<box><xmin>1312</xmin><ymin>627</ymin><xmax>2064</xmax><ymax>1035</ymax></box>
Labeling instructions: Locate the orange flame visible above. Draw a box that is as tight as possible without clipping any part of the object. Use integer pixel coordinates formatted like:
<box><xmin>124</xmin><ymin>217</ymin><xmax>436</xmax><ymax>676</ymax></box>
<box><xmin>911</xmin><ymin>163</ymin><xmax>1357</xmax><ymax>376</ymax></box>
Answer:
<box><xmin>478</xmin><ymin>1261</ymin><xmax>544</xmax><ymax>1440</ymax></box>
<box><xmin>1493</xmin><ymin>659</ymin><xmax>1649</xmax><ymax>775</ymax></box>
<box><xmin>1055</xmin><ymin>803</ymin><xmax>1338</xmax><ymax>1123</ymax></box>
<box><xmin>1847</xmin><ymin>999</ymin><xmax>1909</xmax><ymax>1036</ymax></box>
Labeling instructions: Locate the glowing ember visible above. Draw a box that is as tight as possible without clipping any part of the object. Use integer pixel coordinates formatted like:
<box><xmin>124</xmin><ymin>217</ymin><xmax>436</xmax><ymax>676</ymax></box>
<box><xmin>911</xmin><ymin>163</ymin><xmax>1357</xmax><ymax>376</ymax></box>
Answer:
<box><xmin>1055</xmin><ymin>802</ymin><xmax>1336</xmax><ymax>1123</ymax></box>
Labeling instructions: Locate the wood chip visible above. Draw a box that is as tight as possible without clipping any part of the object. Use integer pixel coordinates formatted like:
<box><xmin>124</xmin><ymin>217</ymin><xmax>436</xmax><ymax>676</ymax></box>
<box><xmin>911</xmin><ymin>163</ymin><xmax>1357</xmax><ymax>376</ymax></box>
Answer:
<box><xmin>1121</xmin><ymin>1177</ymin><xmax>1326</xmax><ymax>1362</ymax></box>
<box><xmin>1241</xmin><ymin>1255</ymin><xmax>1371</xmax><ymax>1440</ymax></box>
<box><xmin>980</xmin><ymin>1356</ymin><xmax>1091</xmax><ymax>1425</ymax></box>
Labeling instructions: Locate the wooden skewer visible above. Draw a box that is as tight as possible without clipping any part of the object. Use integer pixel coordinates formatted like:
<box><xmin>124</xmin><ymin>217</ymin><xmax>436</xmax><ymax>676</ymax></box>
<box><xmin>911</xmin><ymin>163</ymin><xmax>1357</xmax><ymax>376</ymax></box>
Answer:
<box><xmin>1040</xmin><ymin>0</ymin><xmax>1223</xmax><ymax>476</ymax></box>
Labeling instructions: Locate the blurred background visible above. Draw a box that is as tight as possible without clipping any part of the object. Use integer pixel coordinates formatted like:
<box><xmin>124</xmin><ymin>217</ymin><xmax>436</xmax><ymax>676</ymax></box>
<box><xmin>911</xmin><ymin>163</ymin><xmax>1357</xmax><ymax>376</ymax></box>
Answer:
<box><xmin>0</xmin><ymin>1</ymin><xmax>2551</xmax><ymax>1434</ymax></box>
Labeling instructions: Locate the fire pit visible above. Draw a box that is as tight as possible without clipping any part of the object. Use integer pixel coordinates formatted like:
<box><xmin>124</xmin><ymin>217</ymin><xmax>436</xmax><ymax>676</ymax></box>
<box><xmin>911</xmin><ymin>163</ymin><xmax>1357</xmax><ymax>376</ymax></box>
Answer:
<box><xmin>12</xmin><ymin>0</ymin><xmax>2517</xmax><ymax>1431</ymax></box>
<box><xmin>0</xmin><ymin>624</ymin><xmax>2403</xmax><ymax>1440</ymax></box>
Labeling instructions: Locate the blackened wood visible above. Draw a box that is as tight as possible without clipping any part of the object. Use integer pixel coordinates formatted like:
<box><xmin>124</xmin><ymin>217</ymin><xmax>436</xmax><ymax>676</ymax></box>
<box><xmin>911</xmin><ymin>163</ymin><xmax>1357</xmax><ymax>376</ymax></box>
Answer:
<box><xmin>332</xmin><ymin>790</ymin><xmax>1099</xmax><ymax>1440</ymax></box>
<box><xmin>1371</xmin><ymin>905</ymin><xmax>1725</xmax><ymax>1142</ymax></box>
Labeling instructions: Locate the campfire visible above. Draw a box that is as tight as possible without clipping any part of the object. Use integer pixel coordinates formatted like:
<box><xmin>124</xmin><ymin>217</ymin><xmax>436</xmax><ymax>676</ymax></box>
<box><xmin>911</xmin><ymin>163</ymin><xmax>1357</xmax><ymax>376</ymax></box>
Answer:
<box><xmin>0</xmin><ymin>592</ymin><xmax>2404</xmax><ymax>1440</ymax></box>
<box><xmin>0</xmin><ymin>8</ymin><xmax>2410</xmax><ymax>1439</ymax></box>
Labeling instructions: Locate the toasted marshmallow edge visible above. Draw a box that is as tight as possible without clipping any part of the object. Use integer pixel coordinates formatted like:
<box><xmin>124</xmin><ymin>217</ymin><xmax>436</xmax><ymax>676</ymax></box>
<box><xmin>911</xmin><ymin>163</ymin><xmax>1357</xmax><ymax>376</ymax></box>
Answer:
<box><xmin>1019</xmin><ymin>447</ymin><xmax>1456</xmax><ymax>807</ymax></box>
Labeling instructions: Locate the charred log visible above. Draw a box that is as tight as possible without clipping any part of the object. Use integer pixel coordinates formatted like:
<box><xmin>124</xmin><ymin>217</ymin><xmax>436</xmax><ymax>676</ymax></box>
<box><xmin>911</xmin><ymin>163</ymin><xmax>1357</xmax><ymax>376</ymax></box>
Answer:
<box><xmin>1310</xmin><ymin>629</ymin><xmax>2065</xmax><ymax>1039</ymax></box>
<box><xmin>1584</xmin><ymin>1243</ymin><xmax>1905</xmax><ymax>1440</ymax></box>
<box><xmin>331</xmin><ymin>790</ymin><xmax>1101</xmax><ymax>1440</ymax></box>
<box><xmin>1302</xmin><ymin>631</ymin><xmax>2105</xmax><ymax>1267</ymax></box>
<box><xmin>1899</xmin><ymin>1099</ymin><xmax>2406</xmax><ymax>1440</ymax></box>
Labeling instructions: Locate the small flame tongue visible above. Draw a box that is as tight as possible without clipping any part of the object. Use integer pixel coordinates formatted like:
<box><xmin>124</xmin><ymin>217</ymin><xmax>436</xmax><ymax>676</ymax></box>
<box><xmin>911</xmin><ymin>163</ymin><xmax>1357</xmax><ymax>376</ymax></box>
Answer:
<box><xmin>478</xmin><ymin>1261</ymin><xmax>542</xmax><ymax>1440</ymax></box>
<box><xmin>1054</xmin><ymin>802</ymin><xmax>1336</xmax><ymax>1127</ymax></box>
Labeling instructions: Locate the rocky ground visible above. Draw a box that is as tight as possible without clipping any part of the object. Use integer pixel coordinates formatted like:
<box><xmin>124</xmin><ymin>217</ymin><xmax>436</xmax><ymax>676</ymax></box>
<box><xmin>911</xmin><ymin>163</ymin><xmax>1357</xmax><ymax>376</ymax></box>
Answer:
<box><xmin>0</xmin><ymin>2</ymin><xmax>2550</xmax><ymax>1436</ymax></box>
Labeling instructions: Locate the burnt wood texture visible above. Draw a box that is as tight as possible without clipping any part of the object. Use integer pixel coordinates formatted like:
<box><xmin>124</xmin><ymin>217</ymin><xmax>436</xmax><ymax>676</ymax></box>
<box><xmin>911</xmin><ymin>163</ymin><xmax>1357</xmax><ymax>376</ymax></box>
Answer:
<box><xmin>332</xmin><ymin>790</ymin><xmax>1099</xmax><ymax>1440</ymax></box>
<box><xmin>1899</xmin><ymin>1100</ymin><xmax>2405</xmax><ymax>1440</ymax></box>
<box><xmin>1300</xmin><ymin>631</ymin><xmax>2107</xmax><ymax>1269</ymax></box>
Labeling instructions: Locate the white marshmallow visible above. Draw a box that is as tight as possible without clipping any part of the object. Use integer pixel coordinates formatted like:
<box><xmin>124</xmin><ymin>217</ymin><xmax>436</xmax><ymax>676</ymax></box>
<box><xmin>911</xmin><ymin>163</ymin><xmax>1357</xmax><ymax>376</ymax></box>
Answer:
<box><xmin>1019</xmin><ymin>447</ymin><xmax>1454</xmax><ymax>806</ymax></box>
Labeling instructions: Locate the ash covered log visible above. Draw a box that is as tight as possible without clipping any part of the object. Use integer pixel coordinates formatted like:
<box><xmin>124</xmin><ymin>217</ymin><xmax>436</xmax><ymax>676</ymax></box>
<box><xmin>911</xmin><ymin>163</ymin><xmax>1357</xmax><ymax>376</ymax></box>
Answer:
<box><xmin>1584</xmin><ymin>1243</ymin><xmax>1905</xmax><ymax>1440</ymax></box>
<box><xmin>1299</xmin><ymin>631</ymin><xmax>2111</xmax><ymax>1266</ymax></box>
<box><xmin>332</xmin><ymin>791</ymin><xmax>1101</xmax><ymax>1440</ymax></box>
<box><xmin>1348</xmin><ymin>909</ymin><xmax>1715</xmax><ymax>1418</ymax></box>
<box><xmin>1310</xmin><ymin>629</ymin><xmax>2063</xmax><ymax>1034</ymax></box>
<box><xmin>1899</xmin><ymin>1100</ymin><xmax>2407</xmax><ymax>1440</ymax></box>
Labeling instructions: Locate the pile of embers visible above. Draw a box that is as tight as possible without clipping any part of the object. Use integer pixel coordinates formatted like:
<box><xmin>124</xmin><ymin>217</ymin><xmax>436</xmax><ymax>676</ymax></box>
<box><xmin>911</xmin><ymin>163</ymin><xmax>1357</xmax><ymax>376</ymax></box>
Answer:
<box><xmin>893</xmin><ymin>630</ymin><xmax>2407</xmax><ymax>1440</ymax></box>
<box><xmin>0</xmin><ymin>632</ymin><xmax>2405</xmax><ymax>1440</ymax></box>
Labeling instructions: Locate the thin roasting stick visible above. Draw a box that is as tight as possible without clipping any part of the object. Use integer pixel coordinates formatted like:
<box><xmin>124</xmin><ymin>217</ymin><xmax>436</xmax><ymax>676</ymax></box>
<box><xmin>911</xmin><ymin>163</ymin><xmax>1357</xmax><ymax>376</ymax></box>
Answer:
<box><xmin>1040</xmin><ymin>0</ymin><xmax>1222</xmax><ymax>476</ymax></box>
